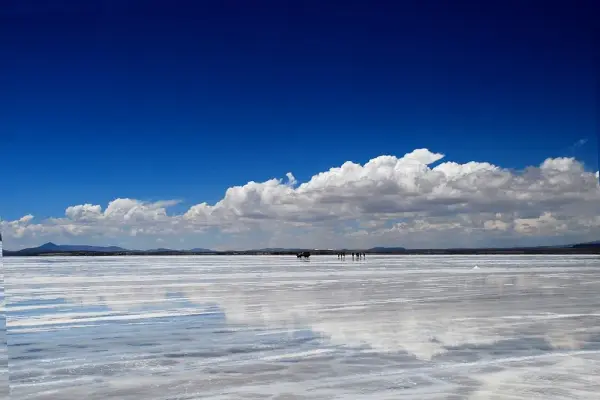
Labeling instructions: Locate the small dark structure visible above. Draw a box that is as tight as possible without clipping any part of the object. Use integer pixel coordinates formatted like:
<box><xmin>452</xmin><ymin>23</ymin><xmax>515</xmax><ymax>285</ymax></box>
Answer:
<box><xmin>297</xmin><ymin>251</ymin><xmax>311</xmax><ymax>258</ymax></box>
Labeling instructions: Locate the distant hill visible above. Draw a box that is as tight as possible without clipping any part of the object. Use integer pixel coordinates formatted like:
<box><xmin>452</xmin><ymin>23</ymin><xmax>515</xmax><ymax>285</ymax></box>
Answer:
<box><xmin>6</xmin><ymin>242</ymin><xmax>128</xmax><ymax>256</ymax></box>
<box><xmin>43</xmin><ymin>242</ymin><xmax>127</xmax><ymax>252</ymax></box>
<box><xmin>145</xmin><ymin>247</ymin><xmax>214</xmax><ymax>253</ymax></box>
<box><xmin>368</xmin><ymin>246</ymin><xmax>406</xmax><ymax>252</ymax></box>
<box><xmin>3</xmin><ymin>242</ymin><xmax>216</xmax><ymax>256</ymax></box>
<box><xmin>189</xmin><ymin>247</ymin><xmax>214</xmax><ymax>252</ymax></box>
<box><xmin>145</xmin><ymin>248</ymin><xmax>177</xmax><ymax>252</ymax></box>
<box><xmin>572</xmin><ymin>241</ymin><xmax>600</xmax><ymax>249</ymax></box>
<box><xmin>249</xmin><ymin>247</ymin><xmax>308</xmax><ymax>252</ymax></box>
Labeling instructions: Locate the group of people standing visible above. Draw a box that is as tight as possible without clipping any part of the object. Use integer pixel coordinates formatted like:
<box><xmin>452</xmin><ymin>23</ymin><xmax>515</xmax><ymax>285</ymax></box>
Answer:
<box><xmin>337</xmin><ymin>252</ymin><xmax>366</xmax><ymax>260</ymax></box>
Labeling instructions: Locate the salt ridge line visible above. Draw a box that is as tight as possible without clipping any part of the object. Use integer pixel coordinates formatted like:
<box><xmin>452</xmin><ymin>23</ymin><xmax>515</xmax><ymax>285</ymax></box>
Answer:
<box><xmin>10</xmin><ymin>306</ymin><xmax>596</xmax><ymax>354</ymax></box>
<box><xmin>5</xmin><ymin>281</ymin><xmax>596</xmax><ymax>303</ymax></box>
<box><xmin>8</xmin><ymin>309</ymin><xmax>222</xmax><ymax>328</ymax></box>
<box><xmin>11</xmin><ymin>303</ymin><xmax>599</xmax><ymax>331</ymax></box>
<box><xmin>8</xmin><ymin>254</ymin><xmax>599</xmax><ymax>267</ymax></box>
<box><xmin>12</xmin><ymin>344</ymin><xmax>599</xmax><ymax>393</ymax></box>
<box><xmin>8</xmin><ymin>254</ymin><xmax>599</xmax><ymax>269</ymax></box>
<box><xmin>5</xmin><ymin>275</ymin><xmax>598</xmax><ymax>298</ymax></box>
<box><xmin>6</xmin><ymin>266</ymin><xmax>600</xmax><ymax>289</ymax></box>
<box><xmin>6</xmin><ymin>273</ymin><xmax>596</xmax><ymax>290</ymax></box>
<box><xmin>8</xmin><ymin>290</ymin><xmax>597</xmax><ymax>322</ymax></box>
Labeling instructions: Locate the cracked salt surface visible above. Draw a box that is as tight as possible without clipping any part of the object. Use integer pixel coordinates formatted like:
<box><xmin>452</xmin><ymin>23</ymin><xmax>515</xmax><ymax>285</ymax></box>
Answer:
<box><xmin>4</xmin><ymin>254</ymin><xmax>600</xmax><ymax>399</ymax></box>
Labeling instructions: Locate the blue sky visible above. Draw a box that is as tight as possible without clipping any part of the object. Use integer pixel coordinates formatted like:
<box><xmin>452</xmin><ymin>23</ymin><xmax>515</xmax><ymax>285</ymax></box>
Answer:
<box><xmin>1</xmin><ymin>1</ymin><xmax>598</xmax><ymax>249</ymax></box>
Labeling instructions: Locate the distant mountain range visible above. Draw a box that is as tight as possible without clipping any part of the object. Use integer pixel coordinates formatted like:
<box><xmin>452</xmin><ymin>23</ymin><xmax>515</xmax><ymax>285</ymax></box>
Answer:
<box><xmin>572</xmin><ymin>240</ymin><xmax>600</xmax><ymax>248</ymax></box>
<box><xmin>145</xmin><ymin>247</ymin><xmax>214</xmax><ymax>253</ymax></box>
<box><xmin>368</xmin><ymin>247</ymin><xmax>407</xmax><ymax>253</ymax></box>
<box><xmin>40</xmin><ymin>242</ymin><xmax>127</xmax><ymax>252</ymax></box>
<box><xmin>3</xmin><ymin>242</ymin><xmax>215</xmax><ymax>256</ymax></box>
<box><xmin>2</xmin><ymin>241</ymin><xmax>600</xmax><ymax>257</ymax></box>
<box><xmin>189</xmin><ymin>247</ymin><xmax>214</xmax><ymax>252</ymax></box>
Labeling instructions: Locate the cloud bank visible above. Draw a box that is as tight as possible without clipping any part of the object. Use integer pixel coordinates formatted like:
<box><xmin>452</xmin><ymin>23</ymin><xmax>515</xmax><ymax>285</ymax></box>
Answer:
<box><xmin>2</xmin><ymin>149</ymin><xmax>599</xmax><ymax>250</ymax></box>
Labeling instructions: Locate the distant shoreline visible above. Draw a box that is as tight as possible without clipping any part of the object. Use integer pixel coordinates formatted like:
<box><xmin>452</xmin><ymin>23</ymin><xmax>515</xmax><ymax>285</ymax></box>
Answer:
<box><xmin>3</xmin><ymin>247</ymin><xmax>600</xmax><ymax>257</ymax></box>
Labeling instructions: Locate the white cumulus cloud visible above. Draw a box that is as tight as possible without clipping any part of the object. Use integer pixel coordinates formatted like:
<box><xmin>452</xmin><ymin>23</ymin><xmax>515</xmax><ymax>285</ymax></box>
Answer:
<box><xmin>2</xmin><ymin>149</ymin><xmax>599</xmax><ymax>250</ymax></box>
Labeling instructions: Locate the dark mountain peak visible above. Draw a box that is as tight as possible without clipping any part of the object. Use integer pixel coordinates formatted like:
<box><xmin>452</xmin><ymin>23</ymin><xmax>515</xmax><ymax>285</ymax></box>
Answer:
<box><xmin>39</xmin><ymin>242</ymin><xmax>60</xmax><ymax>249</ymax></box>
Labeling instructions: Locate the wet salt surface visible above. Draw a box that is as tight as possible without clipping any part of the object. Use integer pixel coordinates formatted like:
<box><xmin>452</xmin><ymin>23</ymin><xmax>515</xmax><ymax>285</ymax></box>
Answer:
<box><xmin>1</xmin><ymin>241</ymin><xmax>8</xmax><ymax>398</ymax></box>
<box><xmin>4</xmin><ymin>254</ymin><xmax>600</xmax><ymax>399</ymax></box>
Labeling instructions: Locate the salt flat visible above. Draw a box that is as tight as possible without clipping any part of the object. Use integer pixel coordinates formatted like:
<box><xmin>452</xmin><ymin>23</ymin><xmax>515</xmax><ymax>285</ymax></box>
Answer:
<box><xmin>4</xmin><ymin>254</ymin><xmax>600</xmax><ymax>399</ymax></box>
<box><xmin>1</xmin><ymin>241</ymin><xmax>9</xmax><ymax>399</ymax></box>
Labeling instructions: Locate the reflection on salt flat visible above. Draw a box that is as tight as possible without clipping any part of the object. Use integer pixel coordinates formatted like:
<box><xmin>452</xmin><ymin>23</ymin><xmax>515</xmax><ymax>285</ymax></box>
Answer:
<box><xmin>1</xmin><ymin>239</ymin><xmax>9</xmax><ymax>399</ymax></box>
<box><xmin>4</xmin><ymin>255</ymin><xmax>600</xmax><ymax>399</ymax></box>
<box><xmin>0</xmin><ymin>287</ymin><xmax>7</xmax><ymax>400</ymax></box>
